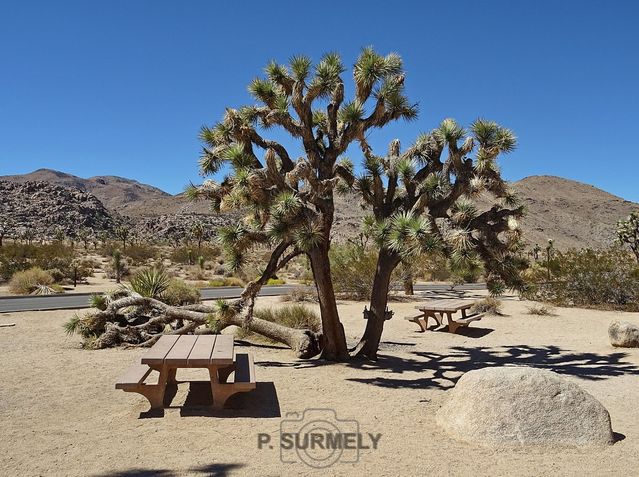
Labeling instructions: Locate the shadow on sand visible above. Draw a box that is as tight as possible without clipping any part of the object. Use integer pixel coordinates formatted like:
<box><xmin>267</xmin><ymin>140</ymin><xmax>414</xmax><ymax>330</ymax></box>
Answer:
<box><xmin>92</xmin><ymin>462</ymin><xmax>245</xmax><ymax>477</ymax></box>
<box><xmin>259</xmin><ymin>344</ymin><xmax>639</xmax><ymax>390</ymax></box>
<box><xmin>138</xmin><ymin>382</ymin><xmax>280</xmax><ymax>419</ymax></box>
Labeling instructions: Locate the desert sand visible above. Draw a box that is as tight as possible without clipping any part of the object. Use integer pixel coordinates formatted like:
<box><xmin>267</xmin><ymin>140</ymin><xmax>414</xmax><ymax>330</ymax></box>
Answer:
<box><xmin>1</xmin><ymin>290</ymin><xmax>638</xmax><ymax>476</ymax></box>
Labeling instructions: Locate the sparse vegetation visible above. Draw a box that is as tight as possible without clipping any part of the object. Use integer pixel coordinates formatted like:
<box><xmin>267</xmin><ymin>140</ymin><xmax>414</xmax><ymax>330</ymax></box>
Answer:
<box><xmin>162</xmin><ymin>278</ymin><xmax>201</xmax><ymax>306</ymax></box>
<box><xmin>522</xmin><ymin>247</ymin><xmax>639</xmax><ymax>311</ymax></box>
<box><xmin>123</xmin><ymin>243</ymin><xmax>158</xmax><ymax>265</ymax></box>
<box><xmin>471</xmin><ymin>297</ymin><xmax>503</xmax><ymax>315</ymax></box>
<box><xmin>330</xmin><ymin>244</ymin><xmax>400</xmax><ymax>300</ymax></box>
<box><xmin>617</xmin><ymin>211</ymin><xmax>639</xmax><ymax>263</ymax></box>
<box><xmin>9</xmin><ymin>267</ymin><xmax>55</xmax><ymax>294</ymax></box>
<box><xmin>280</xmin><ymin>288</ymin><xmax>317</xmax><ymax>303</ymax></box>
<box><xmin>208</xmin><ymin>277</ymin><xmax>245</xmax><ymax>287</ymax></box>
<box><xmin>237</xmin><ymin>304</ymin><xmax>321</xmax><ymax>341</ymax></box>
<box><xmin>526</xmin><ymin>303</ymin><xmax>556</xmax><ymax>316</ymax></box>
<box><xmin>170</xmin><ymin>245</ymin><xmax>219</xmax><ymax>265</ymax></box>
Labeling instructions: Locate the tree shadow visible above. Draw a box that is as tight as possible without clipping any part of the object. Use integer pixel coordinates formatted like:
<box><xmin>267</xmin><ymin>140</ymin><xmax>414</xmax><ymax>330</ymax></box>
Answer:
<box><xmin>93</xmin><ymin>463</ymin><xmax>245</xmax><ymax>477</ymax></box>
<box><xmin>345</xmin><ymin>345</ymin><xmax>639</xmax><ymax>389</ymax></box>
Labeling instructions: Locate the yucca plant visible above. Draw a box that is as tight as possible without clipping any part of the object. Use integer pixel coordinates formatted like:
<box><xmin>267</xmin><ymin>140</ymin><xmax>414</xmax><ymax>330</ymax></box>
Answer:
<box><xmin>129</xmin><ymin>266</ymin><xmax>170</xmax><ymax>299</ymax></box>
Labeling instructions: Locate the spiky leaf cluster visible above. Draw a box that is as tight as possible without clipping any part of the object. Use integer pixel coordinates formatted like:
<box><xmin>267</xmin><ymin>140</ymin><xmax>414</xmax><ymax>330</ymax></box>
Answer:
<box><xmin>351</xmin><ymin>118</ymin><xmax>525</xmax><ymax>292</ymax></box>
<box><xmin>191</xmin><ymin>49</ymin><xmax>417</xmax><ymax>272</ymax></box>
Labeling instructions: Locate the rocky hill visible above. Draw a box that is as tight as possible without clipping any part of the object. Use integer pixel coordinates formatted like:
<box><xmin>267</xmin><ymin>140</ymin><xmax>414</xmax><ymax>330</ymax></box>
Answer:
<box><xmin>1</xmin><ymin>170</ymin><xmax>637</xmax><ymax>250</ymax></box>
<box><xmin>510</xmin><ymin>175</ymin><xmax>637</xmax><ymax>249</ymax></box>
<box><xmin>0</xmin><ymin>180</ymin><xmax>117</xmax><ymax>237</ymax></box>
<box><xmin>0</xmin><ymin>169</ymin><xmax>203</xmax><ymax>216</ymax></box>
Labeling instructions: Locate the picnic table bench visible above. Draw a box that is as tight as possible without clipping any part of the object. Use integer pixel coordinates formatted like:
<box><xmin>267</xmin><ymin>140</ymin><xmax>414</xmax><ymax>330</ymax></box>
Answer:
<box><xmin>116</xmin><ymin>334</ymin><xmax>256</xmax><ymax>410</ymax></box>
<box><xmin>405</xmin><ymin>299</ymin><xmax>484</xmax><ymax>334</ymax></box>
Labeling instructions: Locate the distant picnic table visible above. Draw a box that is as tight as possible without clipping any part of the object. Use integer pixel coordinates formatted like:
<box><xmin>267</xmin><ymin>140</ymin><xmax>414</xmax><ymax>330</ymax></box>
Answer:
<box><xmin>116</xmin><ymin>334</ymin><xmax>256</xmax><ymax>410</ymax></box>
<box><xmin>405</xmin><ymin>299</ymin><xmax>483</xmax><ymax>333</ymax></box>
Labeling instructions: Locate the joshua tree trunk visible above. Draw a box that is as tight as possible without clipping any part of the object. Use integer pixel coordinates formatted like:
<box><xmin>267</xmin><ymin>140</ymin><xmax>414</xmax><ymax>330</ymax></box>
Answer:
<box><xmin>352</xmin><ymin>248</ymin><xmax>401</xmax><ymax>360</ymax></box>
<box><xmin>308</xmin><ymin>245</ymin><xmax>349</xmax><ymax>361</ymax></box>
<box><xmin>402</xmin><ymin>262</ymin><xmax>414</xmax><ymax>295</ymax></box>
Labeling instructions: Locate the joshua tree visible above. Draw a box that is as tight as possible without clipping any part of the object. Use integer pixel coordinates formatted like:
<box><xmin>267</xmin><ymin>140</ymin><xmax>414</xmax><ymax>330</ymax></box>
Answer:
<box><xmin>545</xmin><ymin>238</ymin><xmax>555</xmax><ymax>280</ymax></box>
<box><xmin>115</xmin><ymin>226</ymin><xmax>129</xmax><ymax>250</ymax></box>
<box><xmin>54</xmin><ymin>228</ymin><xmax>65</xmax><ymax>244</ymax></box>
<box><xmin>77</xmin><ymin>228</ymin><xmax>91</xmax><ymax>250</ymax></box>
<box><xmin>0</xmin><ymin>219</ymin><xmax>13</xmax><ymax>247</ymax></box>
<box><xmin>112</xmin><ymin>250</ymin><xmax>124</xmax><ymax>284</ymax></box>
<box><xmin>617</xmin><ymin>211</ymin><xmax>639</xmax><ymax>263</ymax></box>
<box><xmin>20</xmin><ymin>228</ymin><xmax>36</xmax><ymax>246</ymax></box>
<box><xmin>191</xmin><ymin>221</ymin><xmax>205</xmax><ymax>252</ymax></box>
<box><xmin>342</xmin><ymin>119</ymin><xmax>525</xmax><ymax>359</ymax></box>
<box><xmin>188</xmin><ymin>49</ymin><xmax>416</xmax><ymax>360</ymax></box>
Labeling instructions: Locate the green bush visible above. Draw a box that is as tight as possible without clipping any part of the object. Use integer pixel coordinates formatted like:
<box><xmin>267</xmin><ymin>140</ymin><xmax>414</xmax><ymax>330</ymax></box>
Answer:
<box><xmin>130</xmin><ymin>266</ymin><xmax>170</xmax><ymax>299</ymax></box>
<box><xmin>8</xmin><ymin>267</ymin><xmax>55</xmax><ymax>294</ymax></box>
<box><xmin>522</xmin><ymin>248</ymin><xmax>639</xmax><ymax>311</ymax></box>
<box><xmin>330</xmin><ymin>244</ymin><xmax>401</xmax><ymax>300</ymax></box>
<box><xmin>0</xmin><ymin>243</ymin><xmax>74</xmax><ymax>280</ymax></box>
<box><xmin>266</xmin><ymin>278</ymin><xmax>286</xmax><ymax>285</ymax></box>
<box><xmin>163</xmin><ymin>279</ymin><xmax>201</xmax><ymax>306</ymax></box>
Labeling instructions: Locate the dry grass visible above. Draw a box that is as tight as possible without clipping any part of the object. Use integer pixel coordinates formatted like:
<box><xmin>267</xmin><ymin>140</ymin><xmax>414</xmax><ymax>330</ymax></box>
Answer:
<box><xmin>471</xmin><ymin>297</ymin><xmax>503</xmax><ymax>315</ymax></box>
<box><xmin>526</xmin><ymin>303</ymin><xmax>557</xmax><ymax>316</ymax></box>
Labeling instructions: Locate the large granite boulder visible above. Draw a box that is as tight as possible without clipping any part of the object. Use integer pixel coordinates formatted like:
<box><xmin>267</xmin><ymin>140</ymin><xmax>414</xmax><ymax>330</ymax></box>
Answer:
<box><xmin>609</xmin><ymin>320</ymin><xmax>639</xmax><ymax>348</ymax></box>
<box><xmin>436</xmin><ymin>366</ymin><xmax>614</xmax><ymax>446</ymax></box>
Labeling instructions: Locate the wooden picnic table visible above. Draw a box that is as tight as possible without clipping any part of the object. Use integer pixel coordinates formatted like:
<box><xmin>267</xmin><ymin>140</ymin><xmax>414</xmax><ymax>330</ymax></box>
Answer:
<box><xmin>116</xmin><ymin>334</ymin><xmax>256</xmax><ymax>410</ymax></box>
<box><xmin>405</xmin><ymin>299</ymin><xmax>483</xmax><ymax>333</ymax></box>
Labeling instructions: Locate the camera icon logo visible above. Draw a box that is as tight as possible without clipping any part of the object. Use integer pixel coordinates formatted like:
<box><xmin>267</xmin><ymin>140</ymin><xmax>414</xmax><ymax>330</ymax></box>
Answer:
<box><xmin>279</xmin><ymin>408</ymin><xmax>360</xmax><ymax>468</ymax></box>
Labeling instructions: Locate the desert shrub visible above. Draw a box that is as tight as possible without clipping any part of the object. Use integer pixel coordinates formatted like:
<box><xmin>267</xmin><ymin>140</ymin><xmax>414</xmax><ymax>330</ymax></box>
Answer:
<box><xmin>0</xmin><ymin>242</ymin><xmax>74</xmax><ymax>280</ymax></box>
<box><xmin>170</xmin><ymin>245</ymin><xmax>219</xmax><ymax>265</ymax></box>
<box><xmin>280</xmin><ymin>288</ymin><xmax>318</xmax><ymax>303</ymax></box>
<box><xmin>184</xmin><ymin>267</ymin><xmax>210</xmax><ymax>281</ymax></box>
<box><xmin>330</xmin><ymin>244</ymin><xmax>401</xmax><ymax>300</ymax></box>
<box><xmin>104</xmin><ymin>252</ymin><xmax>130</xmax><ymax>280</ymax></box>
<box><xmin>255</xmin><ymin>305</ymin><xmax>320</xmax><ymax>332</ymax></box>
<box><xmin>162</xmin><ymin>278</ymin><xmax>201</xmax><ymax>306</ymax></box>
<box><xmin>526</xmin><ymin>303</ymin><xmax>556</xmax><ymax>316</ymax></box>
<box><xmin>124</xmin><ymin>243</ymin><xmax>158</xmax><ymax>265</ymax></box>
<box><xmin>9</xmin><ymin>267</ymin><xmax>54</xmax><ymax>294</ymax></box>
<box><xmin>267</xmin><ymin>278</ymin><xmax>286</xmax><ymax>285</ymax></box>
<box><xmin>209</xmin><ymin>277</ymin><xmax>245</xmax><ymax>287</ymax></box>
<box><xmin>31</xmin><ymin>284</ymin><xmax>65</xmax><ymax>295</ymax></box>
<box><xmin>471</xmin><ymin>297</ymin><xmax>503</xmax><ymax>315</ymax></box>
<box><xmin>130</xmin><ymin>266</ymin><xmax>170</xmax><ymax>299</ymax></box>
<box><xmin>234</xmin><ymin>304</ymin><xmax>319</xmax><ymax>341</ymax></box>
<box><xmin>523</xmin><ymin>248</ymin><xmax>639</xmax><ymax>311</ymax></box>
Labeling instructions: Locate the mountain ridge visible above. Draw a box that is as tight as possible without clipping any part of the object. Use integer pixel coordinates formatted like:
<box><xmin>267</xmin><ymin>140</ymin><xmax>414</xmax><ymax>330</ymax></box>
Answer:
<box><xmin>2</xmin><ymin>169</ymin><xmax>637</xmax><ymax>250</ymax></box>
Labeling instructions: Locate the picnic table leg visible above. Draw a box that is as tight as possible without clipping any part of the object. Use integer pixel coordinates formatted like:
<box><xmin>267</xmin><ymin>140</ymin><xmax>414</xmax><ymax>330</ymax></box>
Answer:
<box><xmin>446</xmin><ymin>312</ymin><xmax>461</xmax><ymax>334</ymax></box>
<box><xmin>208</xmin><ymin>366</ymin><xmax>237</xmax><ymax>410</ymax></box>
<box><xmin>167</xmin><ymin>368</ymin><xmax>177</xmax><ymax>385</ymax></box>
<box><xmin>218</xmin><ymin>364</ymin><xmax>235</xmax><ymax>384</ymax></box>
<box><xmin>137</xmin><ymin>365</ymin><xmax>170</xmax><ymax>409</ymax></box>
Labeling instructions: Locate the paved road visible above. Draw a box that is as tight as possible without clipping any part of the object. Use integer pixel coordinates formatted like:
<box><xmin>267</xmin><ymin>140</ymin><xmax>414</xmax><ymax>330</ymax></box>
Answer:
<box><xmin>0</xmin><ymin>283</ymin><xmax>485</xmax><ymax>313</ymax></box>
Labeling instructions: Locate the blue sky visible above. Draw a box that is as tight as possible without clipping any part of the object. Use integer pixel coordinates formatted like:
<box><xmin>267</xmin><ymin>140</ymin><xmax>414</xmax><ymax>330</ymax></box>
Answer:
<box><xmin>1</xmin><ymin>1</ymin><xmax>638</xmax><ymax>200</ymax></box>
